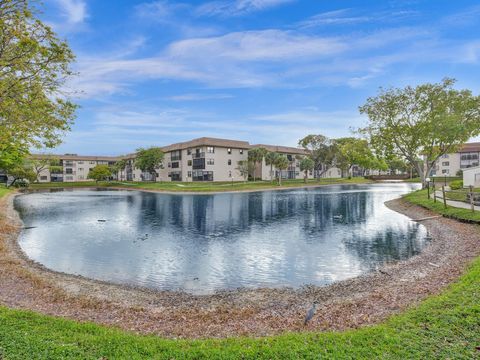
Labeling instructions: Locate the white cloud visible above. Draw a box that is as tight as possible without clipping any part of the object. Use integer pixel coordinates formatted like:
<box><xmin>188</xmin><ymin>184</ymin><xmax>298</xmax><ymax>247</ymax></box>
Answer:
<box><xmin>166</xmin><ymin>93</ymin><xmax>233</xmax><ymax>101</ymax></box>
<box><xmin>55</xmin><ymin>0</ymin><xmax>87</xmax><ymax>24</ymax></box>
<box><xmin>196</xmin><ymin>0</ymin><xmax>294</xmax><ymax>17</ymax></box>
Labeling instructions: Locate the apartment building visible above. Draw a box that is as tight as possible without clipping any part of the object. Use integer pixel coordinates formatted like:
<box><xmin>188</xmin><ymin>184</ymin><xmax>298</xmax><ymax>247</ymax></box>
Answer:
<box><xmin>32</xmin><ymin>154</ymin><xmax>119</xmax><ymax>182</ymax></box>
<box><xmin>250</xmin><ymin>144</ymin><xmax>315</xmax><ymax>181</ymax></box>
<box><xmin>430</xmin><ymin>142</ymin><xmax>480</xmax><ymax>176</ymax></box>
<box><xmin>124</xmin><ymin>137</ymin><xmax>250</xmax><ymax>182</ymax></box>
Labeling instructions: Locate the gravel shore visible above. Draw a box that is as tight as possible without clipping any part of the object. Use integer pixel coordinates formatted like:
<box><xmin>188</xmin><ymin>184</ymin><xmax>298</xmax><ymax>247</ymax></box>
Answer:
<box><xmin>1</xmin><ymin>193</ymin><xmax>479</xmax><ymax>339</ymax></box>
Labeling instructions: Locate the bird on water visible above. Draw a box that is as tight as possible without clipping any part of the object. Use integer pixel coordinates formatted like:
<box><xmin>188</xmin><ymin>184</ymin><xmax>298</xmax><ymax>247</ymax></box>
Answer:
<box><xmin>304</xmin><ymin>301</ymin><xmax>319</xmax><ymax>325</ymax></box>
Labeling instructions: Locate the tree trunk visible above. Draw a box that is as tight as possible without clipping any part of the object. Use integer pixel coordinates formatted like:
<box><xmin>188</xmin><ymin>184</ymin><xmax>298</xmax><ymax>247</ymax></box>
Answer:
<box><xmin>304</xmin><ymin>171</ymin><xmax>307</xmax><ymax>183</ymax></box>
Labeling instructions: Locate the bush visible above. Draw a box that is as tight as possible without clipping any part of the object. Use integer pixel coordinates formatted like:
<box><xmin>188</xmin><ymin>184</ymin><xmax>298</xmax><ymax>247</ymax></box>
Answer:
<box><xmin>450</xmin><ymin>180</ymin><xmax>463</xmax><ymax>190</ymax></box>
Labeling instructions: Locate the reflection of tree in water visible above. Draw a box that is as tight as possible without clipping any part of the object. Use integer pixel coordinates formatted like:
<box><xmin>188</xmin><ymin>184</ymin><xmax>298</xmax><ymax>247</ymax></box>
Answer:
<box><xmin>342</xmin><ymin>223</ymin><xmax>430</xmax><ymax>270</ymax></box>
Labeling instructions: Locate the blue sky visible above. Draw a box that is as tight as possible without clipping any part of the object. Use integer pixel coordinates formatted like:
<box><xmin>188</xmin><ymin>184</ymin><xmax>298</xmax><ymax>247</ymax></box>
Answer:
<box><xmin>42</xmin><ymin>0</ymin><xmax>480</xmax><ymax>155</ymax></box>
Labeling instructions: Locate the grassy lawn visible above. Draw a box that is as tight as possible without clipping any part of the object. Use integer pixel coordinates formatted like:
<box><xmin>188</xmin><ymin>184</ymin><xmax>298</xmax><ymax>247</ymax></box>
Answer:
<box><xmin>29</xmin><ymin>177</ymin><xmax>372</xmax><ymax>192</ymax></box>
<box><xmin>404</xmin><ymin>189</ymin><xmax>480</xmax><ymax>222</ymax></box>
<box><xmin>0</xmin><ymin>184</ymin><xmax>10</xmax><ymax>198</ymax></box>
<box><xmin>0</xmin><ymin>255</ymin><xmax>478</xmax><ymax>359</ymax></box>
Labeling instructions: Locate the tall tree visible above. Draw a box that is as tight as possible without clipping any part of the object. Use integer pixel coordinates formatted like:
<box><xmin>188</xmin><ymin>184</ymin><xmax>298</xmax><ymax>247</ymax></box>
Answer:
<box><xmin>274</xmin><ymin>155</ymin><xmax>289</xmax><ymax>186</ymax></box>
<box><xmin>298</xmin><ymin>135</ymin><xmax>336</xmax><ymax>179</ymax></box>
<box><xmin>135</xmin><ymin>147</ymin><xmax>164</xmax><ymax>182</ymax></box>
<box><xmin>265</xmin><ymin>151</ymin><xmax>279</xmax><ymax>182</ymax></box>
<box><xmin>299</xmin><ymin>157</ymin><xmax>314</xmax><ymax>183</ymax></box>
<box><xmin>334</xmin><ymin>137</ymin><xmax>382</xmax><ymax>177</ymax></box>
<box><xmin>7</xmin><ymin>160</ymin><xmax>36</xmax><ymax>187</ymax></box>
<box><xmin>236</xmin><ymin>160</ymin><xmax>253</xmax><ymax>183</ymax></box>
<box><xmin>359</xmin><ymin>78</ymin><xmax>480</xmax><ymax>187</ymax></box>
<box><xmin>30</xmin><ymin>156</ymin><xmax>61</xmax><ymax>182</ymax></box>
<box><xmin>0</xmin><ymin>0</ymin><xmax>77</xmax><ymax>170</ymax></box>
<box><xmin>248</xmin><ymin>147</ymin><xmax>268</xmax><ymax>181</ymax></box>
<box><xmin>111</xmin><ymin>159</ymin><xmax>127</xmax><ymax>181</ymax></box>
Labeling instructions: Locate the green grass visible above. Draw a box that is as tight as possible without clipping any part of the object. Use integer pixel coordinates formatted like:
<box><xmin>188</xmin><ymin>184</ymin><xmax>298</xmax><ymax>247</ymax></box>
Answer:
<box><xmin>0</xmin><ymin>184</ymin><xmax>10</xmax><ymax>198</ymax></box>
<box><xmin>1</xmin><ymin>255</ymin><xmax>479</xmax><ymax>359</ymax></box>
<box><xmin>29</xmin><ymin>177</ymin><xmax>372</xmax><ymax>192</ymax></box>
<box><xmin>404</xmin><ymin>189</ymin><xmax>480</xmax><ymax>222</ymax></box>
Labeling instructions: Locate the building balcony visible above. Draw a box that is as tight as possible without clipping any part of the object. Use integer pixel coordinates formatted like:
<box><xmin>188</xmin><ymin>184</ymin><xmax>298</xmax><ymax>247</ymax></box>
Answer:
<box><xmin>192</xmin><ymin>152</ymin><xmax>205</xmax><ymax>159</ymax></box>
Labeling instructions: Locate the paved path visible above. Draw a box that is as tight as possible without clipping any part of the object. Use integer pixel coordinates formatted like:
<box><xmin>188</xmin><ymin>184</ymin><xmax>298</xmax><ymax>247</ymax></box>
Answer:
<box><xmin>433</xmin><ymin>190</ymin><xmax>480</xmax><ymax>211</ymax></box>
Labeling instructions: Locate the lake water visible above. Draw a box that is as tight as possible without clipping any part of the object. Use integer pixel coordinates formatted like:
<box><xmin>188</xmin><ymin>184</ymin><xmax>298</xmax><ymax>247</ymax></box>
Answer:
<box><xmin>14</xmin><ymin>183</ymin><xmax>428</xmax><ymax>294</ymax></box>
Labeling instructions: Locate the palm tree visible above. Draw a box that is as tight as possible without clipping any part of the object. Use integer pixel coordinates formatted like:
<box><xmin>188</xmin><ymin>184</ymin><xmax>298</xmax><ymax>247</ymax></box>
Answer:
<box><xmin>265</xmin><ymin>151</ymin><xmax>279</xmax><ymax>182</ymax></box>
<box><xmin>248</xmin><ymin>147</ymin><xmax>268</xmax><ymax>181</ymax></box>
<box><xmin>274</xmin><ymin>155</ymin><xmax>289</xmax><ymax>186</ymax></box>
<box><xmin>299</xmin><ymin>157</ymin><xmax>315</xmax><ymax>183</ymax></box>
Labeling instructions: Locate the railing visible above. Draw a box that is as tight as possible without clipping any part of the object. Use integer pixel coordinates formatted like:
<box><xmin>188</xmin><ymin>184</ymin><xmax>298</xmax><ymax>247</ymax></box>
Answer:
<box><xmin>429</xmin><ymin>185</ymin><xmax>479</xmax><ymax>212</ymax></box>
<box><xmin>192</xmin><ymin>152</ymin><xmax>205</xmax><ymax>159</ymax></box>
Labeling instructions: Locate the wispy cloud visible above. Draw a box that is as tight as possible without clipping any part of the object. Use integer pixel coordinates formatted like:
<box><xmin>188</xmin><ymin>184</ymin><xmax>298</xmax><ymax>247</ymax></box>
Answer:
<box><xmin>166</xmin><ymin>93</ymin><xmax>234</xmax><ymax>101</ymax></box>
<box><xmin>55</xmin><ymin>0</ymin><xmax>87</xmax><ymax>25</ymax></box>
<box><xmin>196</xmin><ymin>0</ymin><xmax>294</xmax><ymax>17</ymax></box>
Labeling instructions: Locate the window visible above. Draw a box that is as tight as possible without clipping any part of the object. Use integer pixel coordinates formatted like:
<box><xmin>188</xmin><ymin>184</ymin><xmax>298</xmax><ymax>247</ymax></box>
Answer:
<box><xmin>187</xmin><ymin>160</ymin><xmax>192</xmax><ymax>166</ymax></box>
<box><xmin>207</xmin><ymin>158</ymin><xmax>214</xmax><ymax>165</ymax></box>
<box><xmin>193</xmin><ymin>158</ymin><xmax>205</xmax><ymax>170</ymax></box>
<box><xmin>187</xmin><ymin>149</ymin><xmax>192</xmax><ymax>155</ymax></box>
<box><xmin>167</xmin><ymin>162</ymin><xmax>171</xmax><ymax>168</ymax></box>
<box><xmin>229</xmin><ymin>171</ymin><xmax>232</xmax><ymax>177</ymax></box>
<box><xmin>171</xmin><ymin>162</ymin><xmax>179</xmax><ymax>168</ymax></box>
<box><xmin>187</xmin><ymin>171</ymin><xmax>192</xmax><ymax>177</ymax></box>
<box><xmin>442</xmin><ymin>162</ymin><xmax>449</xmax><ymax>166</ymax></box>
<box><xmin>192</xmin><ymin>170</ymin><xmax>214</xmax><ymax>181</ymax></box>
<box><xmin>207</xmin><ymin>146</ymin><xmax>215</xmax><ymax>153</ymax></box>
<box><xmin>65</xmin><ymin>168</ymin><xmax>73</xmax><ymax>174</ymax></box>
<box><xmin>228</xmin><ymin>159</ymin><xmax>232</xmax><ymax>165</ymax></box>
<box><xmin>239</xmin><ymin>149</ymin><xmax>243</xmax><ymax>154</ymax></box>
<box><xmin>78</xmin><ymin>168</ymin><xmax>83</xmax><ymax>171</ymax></box>
<box><xmin>442</xmin><ymin>169</ymin><xmax>449</xmax><ymax>174</ymax></box>
<box><xmin>286</xmin><ymin>154</ymin><xmax>293</xmax><ymax>161</ymax></box>
<box><xmin>441</xmin><ymin>154</ymin><xmax>449</xmax><ymax>159</ymax></box>
<box><xmin>78</xmin><ymin>161</ymin><xmax>84</xmax><ymax>164</ymax></box>
<box><xmin>66</xmin><ymin>176</ymin><xmax>74</xmax><ymax>181</ymax></box>
<box><xmin>171</xmin><ymin>150</ymin><xmax>181</xmax><ymax>161</ymax></box>
<box><xmin>40</xmin><ymin>176</ymin><xmax>48</xmax><ymax>180</ymax></box>
<box><xmin>227</xmin><ymin>148</ymin><xmax>232</xmax><ymax>154</ymax></box>
<box><xmin>90</xmin><ymin>161</ymin><xmax>95</xmax><ymax>164</ymax></box>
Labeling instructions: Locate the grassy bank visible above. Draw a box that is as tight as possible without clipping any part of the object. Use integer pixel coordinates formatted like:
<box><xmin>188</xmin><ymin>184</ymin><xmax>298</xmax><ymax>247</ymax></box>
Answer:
<box><xmin>0</xmin><ymin>185</ymin><xmax>9</xmax><ymax>198</ymax></box>
<box><xmin>29</xmin><ymin>177</ymin><xmax>372</xmax><ymax>192</ymax></box>
<box><xmin>404</xmin><ymin>189</ymin><xmax>480</xmax><ymax>222</ymax></box>
<box><xmin>0</xmin><ymin>254</ymin><xmax>478</xmax><ymax>359</ymax></box>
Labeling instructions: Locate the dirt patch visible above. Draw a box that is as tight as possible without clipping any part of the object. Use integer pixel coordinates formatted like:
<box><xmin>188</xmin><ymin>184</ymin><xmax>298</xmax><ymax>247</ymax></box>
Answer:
<box><xmin>1</xmin><ymin>192</ymin><xmax>479</xmax><ymax>339</ymax></box>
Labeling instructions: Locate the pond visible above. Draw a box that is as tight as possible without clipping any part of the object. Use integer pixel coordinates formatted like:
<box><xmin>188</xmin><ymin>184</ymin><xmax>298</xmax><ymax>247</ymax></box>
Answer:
<box><xmin>14</xmin><ymin>183</ymin><xmax>428</xmax><ymax>294</ymax></box>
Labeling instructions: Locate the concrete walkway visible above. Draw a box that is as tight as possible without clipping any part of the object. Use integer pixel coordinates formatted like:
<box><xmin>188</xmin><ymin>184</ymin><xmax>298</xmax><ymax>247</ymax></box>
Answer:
<box><xmin>433</xmin><ymin>190</ymin><xmax>480</xmax><ymax>211</ymax></box>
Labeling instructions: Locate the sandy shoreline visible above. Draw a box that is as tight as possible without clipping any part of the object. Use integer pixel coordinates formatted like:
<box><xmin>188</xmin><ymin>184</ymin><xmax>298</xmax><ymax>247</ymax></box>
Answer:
<box><xmin>1</xmin><ymin>190</ymin><xmax>479</xmax><ymax>338</ymax></box>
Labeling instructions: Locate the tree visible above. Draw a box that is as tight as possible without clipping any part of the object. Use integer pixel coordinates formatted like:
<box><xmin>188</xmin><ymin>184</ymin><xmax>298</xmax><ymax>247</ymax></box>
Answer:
<box><xmin>0</xmin><ymin>0</ymin><xmax>77</xmax><ymax>171</ymax></box>
<box><xmin>236</xmin><ymin>160</ymin><xmax>254</xmax><ymax>183</ymax></box>
<box><xmin>265</xmin><ymin>151</ymin><xmax>279</xmax><ymax>182</ymax></box>
<box><xmin>274</xmin><ymin>155</ymin><xmax>289</xmax><ymax>185</ymax></box>
<box><xmin>31</xmin><ymin>157</ymin><xmax>61</xmax><ymax>182</ymax></box>
<box><xmin>88</xmin><ymin>165</ymin><xmax>112</xmax><ymax>183</ymax></box>
<box><xmin>334</xmin><ymin>137</ymin><xmax>381</xmax><ymax>177</ymax></box>
<box><xmin>299</xmin><ymin>157</ymin><xmax>314</xmax><ymax>183</ymax></box>
<box><xmin>111</xmin><ymin>159</ymin><xmax>127</xmax><ymax>181</ymax></box>
<box><xmin>7</xmin><ymin>161</ymin><xmax>36</xmax><ymax>187</ymax></box>
<box><xmin>359</xmin><ymin>78</ymin><xmax>480</xmax><ymax>187</ymax></box>
<box><xmin>135</xmin><ymin>147</ymin><xmax>164</xmax><ymax>182</ymax></box>
<box><xmin>298</xmin><ymin>135</ymin><xmax>336</xmax><ymax>179</ymax></box>
<box><xmin>248</xmin><ymin>147</ymin><xmax>268</xmax><ymax>181</ymax></box>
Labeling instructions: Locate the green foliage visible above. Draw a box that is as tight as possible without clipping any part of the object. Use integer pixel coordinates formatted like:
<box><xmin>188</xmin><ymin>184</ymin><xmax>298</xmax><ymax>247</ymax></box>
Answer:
<box><xmin>111</xmin><ymin>159</ymin><xmax>127</xmax><ymax>179</ymax></box>
<box><xmin>274</xmin><ymin>155</ymin><xmax>289</xmax><ymax>185</ymax></box>
<box><xmin>236</xmin><ymin>160</ymin><xmax>254</xmax><ymax>182</ymax></box>
<box><xmin>264</xmin><ymin>152</ymin><xmax>279</xmax><ymax>181</ymax></box>
<box><xmin>0</xmin><ymin>0</ymin><xmax>77</xmax><ymax>169</ymax></box>
<box><xmin>456</xmin><ymin>169</ymin><xmax>463</xmax><ymax>177</ymax></box>
<box><xmin>334</xmin><ymin>137</ymin><xmax>383</xmax><ymax>174</ymax></box>
<box><xmin>449</xmin><ymin>180</ymin><xmax>464</xmax><ymax>190</ymax></box>
<box><xmin>248</xmin><ymin>147</ymin><xmax>268</xmax><ymax>181</ymax></box>
<box><xmin>135</xmin><ymin>147</ymin><xmax>164</xmax><ymax>181</ymax></box>
<box><xmin>7</xmin><ymin>161</ymin><xmax>36</xmax><ymax>187</ymax></box>
<box><xmin>299</xmin><ymin>157</ymin><xmax>314</xmax><ymax>183</ymax></box>
<box><xmin>359</xmin><ymin>78</ymin><xmax>480</xmax><ymax>186</ymax></box>
<box><xmin>87</xmin><ymin>165</ymin><xmax>112</xmax><ymax>183</ymax></box>
<box><xmin>298</xmin><ymin>134</ymin><xmax>336</xmax><ymax>174</ymax></box>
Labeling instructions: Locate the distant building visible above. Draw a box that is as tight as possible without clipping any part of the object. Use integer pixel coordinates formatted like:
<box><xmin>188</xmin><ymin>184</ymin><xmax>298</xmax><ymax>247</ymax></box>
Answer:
<box><xmin>430</xmin><ymin>142</ymin><xmax>480</xmax><ymax>177</ymax></box>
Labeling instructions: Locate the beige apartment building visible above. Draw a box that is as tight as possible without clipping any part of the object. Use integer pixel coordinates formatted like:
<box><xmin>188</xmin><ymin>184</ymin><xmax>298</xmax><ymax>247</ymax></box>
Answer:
<box><xmin>430</xmin><ymin>142</ymin><xmax>480</xmax><ymax>177</ymax></box>
<box><xmin>32</xmin><ymin>136</ymin><xmax>380</xmax><ymax>183</ymax></box>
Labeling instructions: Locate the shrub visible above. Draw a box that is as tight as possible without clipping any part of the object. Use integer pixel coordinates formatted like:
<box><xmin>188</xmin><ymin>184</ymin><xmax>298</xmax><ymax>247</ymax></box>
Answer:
<box><xmin>450</xmin><ymin>180</ymin><xmax>464</xmax><ymax>190</ymax></box>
